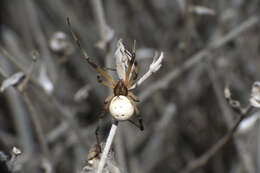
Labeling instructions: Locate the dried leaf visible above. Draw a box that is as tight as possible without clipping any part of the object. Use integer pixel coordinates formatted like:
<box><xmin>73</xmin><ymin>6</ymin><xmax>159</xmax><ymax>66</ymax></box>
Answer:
<box><xmin>12</xmin><ymin>147</ymin><xmax>21</xmax><ymax>156</ymax></box>
<box><xmin>250</xmin><ymin>81</ymin><xmax>260</xmax><ymax>108</ymax></box>
<box><xmin>0</xmin><ymin>72</ymin><xmax>25</xmax><ymax>92</ymax></box>
<box><xmin>115</xmin><ymin>39</ymin><xmax>130</xmax><ymax>80</ymax></box>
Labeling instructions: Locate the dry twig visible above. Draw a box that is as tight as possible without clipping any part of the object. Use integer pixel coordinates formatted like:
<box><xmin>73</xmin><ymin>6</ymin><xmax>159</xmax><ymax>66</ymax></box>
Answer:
<box><xmin>97</xmin><ymin>123</ymin><xmax>118</xmax><ymax>173</ymax></box>
<box><xmin>180</xmin><ymin>86</ymin><xmax>253</xmax><ymax>173</ymax></box>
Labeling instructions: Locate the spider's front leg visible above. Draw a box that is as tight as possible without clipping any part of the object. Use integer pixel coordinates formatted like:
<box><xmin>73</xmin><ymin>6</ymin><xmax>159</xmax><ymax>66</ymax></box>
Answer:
<box><xmin>95</xmin><ymin>94</ymin><xmax>114</xmax><ymax>146</ymax></box>
<box><xmin>125</xmin><ymin>40</ymin><xmax>139</xmax><ymax>88</ymax></box>
<box><xmin>67</xmin><ymin>17</ymin><xmax>115</xmax><ymax>86</ymax></box>
<box><xmin>125</xmin><ymin>40</ymin><xmax>137</xmax><ymax>86</ymax></box>
<box><xmin>128</xmin><ymin>56</ymin><xmax>138</xmax><ymax>88</ymax></box>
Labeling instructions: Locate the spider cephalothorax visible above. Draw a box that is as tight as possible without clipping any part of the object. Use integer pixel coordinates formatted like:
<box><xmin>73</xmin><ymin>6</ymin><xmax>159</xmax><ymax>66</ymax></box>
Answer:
<box><xmin>67</xmin><ymin>18</ymin><xmax>143</xmax><ymax>131</ymax></box>
<box><xmin>114</xmin><ymin>79</ymin><xmax>128</xmax><ymax>96</ymax></box>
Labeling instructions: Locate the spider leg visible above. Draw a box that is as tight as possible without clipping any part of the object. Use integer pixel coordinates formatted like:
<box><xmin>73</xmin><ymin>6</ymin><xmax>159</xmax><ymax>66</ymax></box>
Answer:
<box><xmin>95</xmin><ymin>110</ymin><xmax>106</xmax><ymax>144</ymax></box>
<box><xmin>67</xmin><ymin>17</ymin><xmax>115</xmax><ymax>85</ymax></box>
<box><xmin>97</xmin><ymin>74</ymin><xmax>114</xmax><ymax>88</ymax></box>
<box><xmin>125</xmin><ymin>40</ymin><xmax>136</xmax><ymax>86</ymax></box>
<box><xmin>128</xmin><ymin>96</ymin><xmax>144</xmax><ymax>131</ymax></box>
<box><xmin>128</xmin><ymin>58</ymin><xmax>138</xmax><ymax>88</ymax></box>
<box><xmin>128</xmin><ymin>91</ymin><xmax>140</xmax><ymax>102</ymax></box>
<box><xmin>104</xmin><ymin>94</ymin><xmax>114</xmax><ymax>104</ymax></box>
<box><xmin>95</xmin><ymin>94</ymin><xmax>114</xmax><ymax>143</ymax></box>
<box><xmin>127</xmin><ymin>119</ymin><xmax>143</xmax><ymax>129</ymax></box>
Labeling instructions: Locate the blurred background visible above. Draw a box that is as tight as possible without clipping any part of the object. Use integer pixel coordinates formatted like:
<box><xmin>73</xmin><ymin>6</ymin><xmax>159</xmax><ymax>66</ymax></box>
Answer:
<box><xmin>0</xmin><ymin>0</ymin><xmax>260</xmax><ymax>173</ymax></box>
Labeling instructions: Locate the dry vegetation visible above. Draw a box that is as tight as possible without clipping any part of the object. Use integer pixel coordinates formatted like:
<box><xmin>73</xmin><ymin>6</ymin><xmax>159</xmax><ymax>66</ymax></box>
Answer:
<box><xmin>0</xmin><ymin>0</ymin><xmax>260</xmax><ymax>173</ymax></box>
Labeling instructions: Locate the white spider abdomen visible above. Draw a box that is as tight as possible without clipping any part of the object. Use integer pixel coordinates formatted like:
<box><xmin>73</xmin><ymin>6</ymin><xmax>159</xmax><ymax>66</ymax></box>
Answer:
<box><xmin>109</xmin><ymin>95</ymin><xmax>134</xmax><ymax>121</ymax></box>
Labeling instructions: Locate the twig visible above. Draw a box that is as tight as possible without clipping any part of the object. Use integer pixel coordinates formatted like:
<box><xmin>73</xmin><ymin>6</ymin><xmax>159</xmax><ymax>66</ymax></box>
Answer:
<box><xmin>24</xmin><ymin>0</ymin><xmax>56</xmax><ymax>82</ymax></box>
<box><xmin>97</xmin><ymin>122</ymin><xmax>118</xmax><ymax>173</ymax></box>
<box><xmin>90</xmin><ymin>0</ymin><xmax>114</xmax><ymax>50</ymax></box>
<box><xmin>207</xmin><ymin>62</ymin><xmax>255</xmax><ymax>172</ymax></box>
<box><xmin>139</xmin><ymin>15</ymin><xmax>259</xmax><ymax>102</ymax></box>
<box><xmin>50</xmin><ymin>98</ymin><xmax>88</xmax><ymax>149</ymax></box>
<box><xmin>0</xmin><ymin>46</ymin><xmax>46</xmax><ymax>94</ymax></box>
<box><xmin>180</xmin><ymin>105</ymin><xmax>252</xmax><ymax>173</ymax></box>
<box><xmin>115</xmin><ymin>41</ymin><xmax>164</xmax><ymax>89</ymax></box>
<box><xmin>22</xmin><ymin>93</ymin><xmax>51</xmax><ymax>159</ymax></box>
<box><xmin>20</xmin><ymin>57</ymin><xmax>50</xmax><ymax>158</ymax></box>
<box><xmin>129</xmin><ymin>52</ymin><xmax>164</xmax><ymax>90</ymax></box>
<box><xmin>90</xmin><ymin>0</ymin><xmax>108</xmax><ymax>40</ymax></box>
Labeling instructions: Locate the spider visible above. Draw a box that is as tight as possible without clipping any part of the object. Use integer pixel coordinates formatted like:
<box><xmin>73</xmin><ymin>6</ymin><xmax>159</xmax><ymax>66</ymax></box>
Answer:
<box><xmin>67</xmin><ymin>18</ymin><xmax>144</xmax><ymax>136</ymax></box>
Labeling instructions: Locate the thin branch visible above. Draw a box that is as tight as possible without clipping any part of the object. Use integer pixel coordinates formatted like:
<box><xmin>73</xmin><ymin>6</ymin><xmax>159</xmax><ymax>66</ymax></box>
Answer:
<box><xmin>50</xmin><ymin>98</ymin><xmax>88</xmax><ymax>149</ymax></box>
<box><xmin>97</xmin><ymin>123</ymin><xmax>118</xmax><ymax>173</ymax></box>
<box><xmin>0</xmin><ymin>46</ymin><xmax>47</xmax><ymax>94</ymax></box>
<box><xmin>180</xmin><ymin>105</ymin><xmax>252</xmax><ymax>173</ymax></box>
<box><xmin>90</xmin><ymin>0</ymin><xmax>114</xmax><ymax>50</ymax></box>
<box><xmin>24</xmin><ymin>0</ymin><xmax>56</xmax><ymax>82</ymax></box>
<box><xmin>22</xmin><ymin>93</ymin><xmax>51</xmax><ymax>158</ymax></box>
